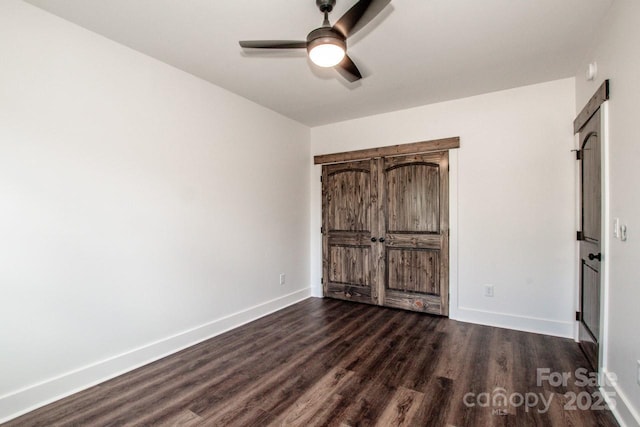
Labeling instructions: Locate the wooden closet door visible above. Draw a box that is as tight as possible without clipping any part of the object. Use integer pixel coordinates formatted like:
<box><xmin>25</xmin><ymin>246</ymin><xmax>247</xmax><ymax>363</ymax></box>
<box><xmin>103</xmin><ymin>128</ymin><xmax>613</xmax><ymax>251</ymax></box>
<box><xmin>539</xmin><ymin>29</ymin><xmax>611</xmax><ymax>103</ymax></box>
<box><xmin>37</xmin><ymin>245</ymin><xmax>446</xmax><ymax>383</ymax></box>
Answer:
<box><xmin>322</xmin><ymin>160</ymin><xmax>379</xmax><ymax>305</ymax></box>
<box><xmin>578</xmin><ymin>109</ymin><xmax>602</xmax><ymax>370</ymax></box>
<box><xmin>380</xmin><ymin>152</ymin><xmax>449</xmax><ymax>315</ymax></box>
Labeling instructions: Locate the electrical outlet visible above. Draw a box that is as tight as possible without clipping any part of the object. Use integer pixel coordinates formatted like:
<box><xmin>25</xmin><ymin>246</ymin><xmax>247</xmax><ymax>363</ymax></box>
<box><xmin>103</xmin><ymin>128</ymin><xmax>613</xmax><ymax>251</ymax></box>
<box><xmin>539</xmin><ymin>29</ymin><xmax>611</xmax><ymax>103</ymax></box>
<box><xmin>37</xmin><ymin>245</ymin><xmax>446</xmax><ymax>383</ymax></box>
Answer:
<box><xmin>484</xmin><ymin>285</ymin><xmax>494</xmax><ymax>297</ymax></box>
<box><xmin>279</xmin><ymin>273</ymin><xmax>286</xmax><ymax>286</ymax></box>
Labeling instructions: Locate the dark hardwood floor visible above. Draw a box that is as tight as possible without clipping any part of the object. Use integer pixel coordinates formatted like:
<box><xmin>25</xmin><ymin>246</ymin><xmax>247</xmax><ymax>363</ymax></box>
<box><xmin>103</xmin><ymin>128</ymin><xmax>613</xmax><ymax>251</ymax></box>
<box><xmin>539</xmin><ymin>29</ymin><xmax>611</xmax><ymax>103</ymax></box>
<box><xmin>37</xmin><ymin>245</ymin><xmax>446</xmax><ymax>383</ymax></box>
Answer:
<box><xmin>4</xmin><ymin>298</ymin><xmax>618</xmax><ymax>426</ymax></box>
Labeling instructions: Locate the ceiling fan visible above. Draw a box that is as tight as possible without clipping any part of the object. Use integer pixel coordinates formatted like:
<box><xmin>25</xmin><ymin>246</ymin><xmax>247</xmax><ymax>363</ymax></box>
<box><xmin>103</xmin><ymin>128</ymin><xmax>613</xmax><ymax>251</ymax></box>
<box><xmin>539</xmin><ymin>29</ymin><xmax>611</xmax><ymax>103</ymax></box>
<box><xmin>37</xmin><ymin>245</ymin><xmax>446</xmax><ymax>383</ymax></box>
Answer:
<box><xmin>239</xmin><ymin>0</ymin><xmax>391</xmax><ymax>82</ymax></box>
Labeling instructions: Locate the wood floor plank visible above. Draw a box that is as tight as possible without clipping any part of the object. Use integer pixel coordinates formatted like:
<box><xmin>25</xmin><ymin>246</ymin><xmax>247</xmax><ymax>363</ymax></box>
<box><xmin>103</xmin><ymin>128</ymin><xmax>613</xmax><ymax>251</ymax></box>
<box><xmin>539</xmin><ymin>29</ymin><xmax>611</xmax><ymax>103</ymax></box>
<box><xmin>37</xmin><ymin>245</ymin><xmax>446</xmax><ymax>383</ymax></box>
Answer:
<box><xmin>271</xmin><ymin>367</ymin><xmax>356</xmax><ymax>426</ymax></box>
<box><xmin>3</xmin><ymin>298</ymin><xmax>619</xmax><ymax>427</ymax></box>
<box><xmin>199</xmin><ymin>304</ymin><xmax>393</xmax><ymax>425</ymax></box>
<box><xmin>432</xmin><ymin>320</ymin><xmax>473</xmax><ymax>380</ymax></box>
<box><xmin>98</xmin><ymin>300</ymin><xmax>369</xmax><ymax>426</ymax></box>
<box><xmin>510</xmin><ymin>331</ymin><xmax>555</xmax><ymax>426</ymax></box>
<box><xmin>334</xmin><ymin>314</ymin><xmax>427</xmax><ymax>424</ymax></box>
<box><xmin>408</xmin><ymin>376</ymin><xmax>454</xmax><ymax>426</ymax></box>
<box><xmin>443</xmin><ymin>324</ymin><xmax>494</xmax><ymax>427</ymax></box>
<box><xmin>157</xmin><ymin>409</ymin><xmax>203</xmax><ymax>427</ymax></box>
<box><xmin>376</xmin><ymin>386</ymin><xmax>424</xmax><ymax>426</ymax></box>
<box><xmin>486</xmin><ymin>328</ymin><xmax>516</xmax><ymax>418</ymax></box>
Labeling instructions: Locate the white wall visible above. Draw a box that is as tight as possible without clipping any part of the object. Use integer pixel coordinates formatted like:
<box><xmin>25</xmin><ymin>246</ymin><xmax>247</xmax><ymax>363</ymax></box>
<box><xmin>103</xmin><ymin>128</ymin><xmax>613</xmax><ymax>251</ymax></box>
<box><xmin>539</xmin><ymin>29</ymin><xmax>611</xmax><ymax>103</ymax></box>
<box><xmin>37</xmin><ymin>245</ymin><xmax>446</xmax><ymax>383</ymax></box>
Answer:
<box><xmin>0</xmin><ymin>0</ymin><xmax>310</xmax><ymax>421</ymax></box>
<box><xmin>311</xmin><ymin>78</ymin><xmax>577</xmax><ymax>337</ymax></box>
<box><xmin>576</xmin><ymin>0</ymin><xmax>640</xmax><ymax>425</ymax></box>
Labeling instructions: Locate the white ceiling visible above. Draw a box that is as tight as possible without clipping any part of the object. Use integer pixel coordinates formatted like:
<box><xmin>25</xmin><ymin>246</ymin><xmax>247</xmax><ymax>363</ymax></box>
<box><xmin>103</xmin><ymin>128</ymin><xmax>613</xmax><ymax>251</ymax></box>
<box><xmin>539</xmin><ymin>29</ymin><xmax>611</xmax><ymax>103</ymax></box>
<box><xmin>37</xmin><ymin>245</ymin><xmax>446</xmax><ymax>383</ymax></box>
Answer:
<box><xmin>24</xmin><ymin>0</ymin><xmax>612</xmax><ymax>126</ymax></box>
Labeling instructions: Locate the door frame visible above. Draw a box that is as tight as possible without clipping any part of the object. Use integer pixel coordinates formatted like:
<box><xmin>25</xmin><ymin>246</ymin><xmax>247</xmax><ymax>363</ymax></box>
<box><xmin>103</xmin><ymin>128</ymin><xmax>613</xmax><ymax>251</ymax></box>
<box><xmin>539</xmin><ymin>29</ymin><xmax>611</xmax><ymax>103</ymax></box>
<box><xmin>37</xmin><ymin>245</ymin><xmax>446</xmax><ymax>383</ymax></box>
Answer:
<box><xmin>313</xmin><ymin>137</ymin><xmax>460</xmax><ymax>316</ymax></box>
<box><xmin>573</xmin><ymin>80</ymin><xmax>610</xmax><ymax>373</ymax></box>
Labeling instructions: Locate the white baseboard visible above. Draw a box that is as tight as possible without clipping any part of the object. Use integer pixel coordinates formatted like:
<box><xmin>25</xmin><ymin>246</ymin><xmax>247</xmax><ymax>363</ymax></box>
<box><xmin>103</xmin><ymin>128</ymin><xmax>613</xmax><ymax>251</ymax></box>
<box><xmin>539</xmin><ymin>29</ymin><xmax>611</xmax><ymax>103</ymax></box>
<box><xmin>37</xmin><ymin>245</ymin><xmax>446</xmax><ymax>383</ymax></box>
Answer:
<box><xmin>601</xmin><ymin>370</ymin><xmax>640</xmax><ymax>427</ymax></box>
<box><xmin>310</xmin><ymin>290</ymin><xmax>572</xmax><ymax>339</ymax></box>
<box><xmin>0</xmin><ymin>288</ymin><xmax>311</xmax><ymax>424</ymax></box>
<box><xmin>451</xmin><ymin>306</ymin><xmax>574</xmax><ymax>338</ymax></box>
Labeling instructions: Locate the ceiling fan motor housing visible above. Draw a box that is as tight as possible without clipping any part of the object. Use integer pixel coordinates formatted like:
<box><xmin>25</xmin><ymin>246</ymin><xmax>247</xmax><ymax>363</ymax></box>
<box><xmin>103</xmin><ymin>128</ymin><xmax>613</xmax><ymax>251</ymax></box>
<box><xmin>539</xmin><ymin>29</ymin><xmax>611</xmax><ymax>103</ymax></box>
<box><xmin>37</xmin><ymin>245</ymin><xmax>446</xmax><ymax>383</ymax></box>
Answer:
<box><xmin>316</xmin><ymin>0</ymin><xmax>336</xmax><ymax>13</ymax></box>
<box><xmin>306</xmin><ymin>27</ymin><xmax>346</xmax><ymax>53</ymax></box>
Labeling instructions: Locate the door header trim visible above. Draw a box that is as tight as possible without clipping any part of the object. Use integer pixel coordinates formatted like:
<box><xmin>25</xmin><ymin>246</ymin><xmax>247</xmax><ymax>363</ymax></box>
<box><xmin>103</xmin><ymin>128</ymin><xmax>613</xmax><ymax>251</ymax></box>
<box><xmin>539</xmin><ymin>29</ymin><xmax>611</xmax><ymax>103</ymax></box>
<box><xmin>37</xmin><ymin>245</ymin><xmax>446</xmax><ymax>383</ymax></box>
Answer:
<box><xmin>313</xmin><ymin>137</ymin><xmax>460</xmax><ymax>165</ymax></box>
<box><xmin>574</xmin><ymin>80</ymin><xmax>610</xmax><ymax>134</ymax></box>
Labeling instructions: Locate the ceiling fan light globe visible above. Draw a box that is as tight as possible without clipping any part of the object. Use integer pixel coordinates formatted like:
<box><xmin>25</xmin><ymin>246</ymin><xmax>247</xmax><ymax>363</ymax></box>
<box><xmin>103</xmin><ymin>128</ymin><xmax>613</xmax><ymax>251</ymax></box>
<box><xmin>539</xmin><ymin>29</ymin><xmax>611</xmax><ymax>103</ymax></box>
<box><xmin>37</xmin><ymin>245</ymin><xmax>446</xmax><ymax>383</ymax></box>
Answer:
<box><xmin>309</xmin><ymin>43</ymin><xmax>345</xmax><ymax>67</ymax></box>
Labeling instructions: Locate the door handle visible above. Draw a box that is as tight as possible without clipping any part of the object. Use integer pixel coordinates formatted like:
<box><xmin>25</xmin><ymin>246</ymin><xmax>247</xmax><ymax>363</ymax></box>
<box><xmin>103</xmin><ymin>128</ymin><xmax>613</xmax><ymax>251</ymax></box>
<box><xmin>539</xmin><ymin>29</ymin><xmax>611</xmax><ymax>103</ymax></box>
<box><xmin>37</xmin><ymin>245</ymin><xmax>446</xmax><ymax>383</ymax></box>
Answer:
<box><xmin>379</xmin><ymin>237</ymin><xmax>385</xmax><ymax>243</ymax></box>
<box><xmin>588</xmin><ymin>253</ymin><xmax>602</xmax><ymax>261</ymax></box>
<box><xmin>371</xmin><ymin>237</ymin><xmax>377</xmax><ymax>242</ymax></box>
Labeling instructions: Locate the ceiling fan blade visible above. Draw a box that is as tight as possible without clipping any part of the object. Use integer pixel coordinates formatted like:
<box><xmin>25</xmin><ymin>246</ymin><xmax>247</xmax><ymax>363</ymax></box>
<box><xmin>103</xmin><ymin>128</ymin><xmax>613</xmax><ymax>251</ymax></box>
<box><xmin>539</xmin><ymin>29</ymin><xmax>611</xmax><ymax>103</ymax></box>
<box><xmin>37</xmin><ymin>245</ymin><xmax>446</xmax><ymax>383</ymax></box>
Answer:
<box><xmin>333</xmin><ymin>0</ymin><xmax>391</xmax><ymax>38</ymax></box>
<box><xmin>335</xmin><ymin>54</ymin><xmax>362</xmax><ymax>82</ymax></box>
<box><xmin>239</xmin><ymin>40</ymin><xmax>307</xmax><ymax>49</ymax></box>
